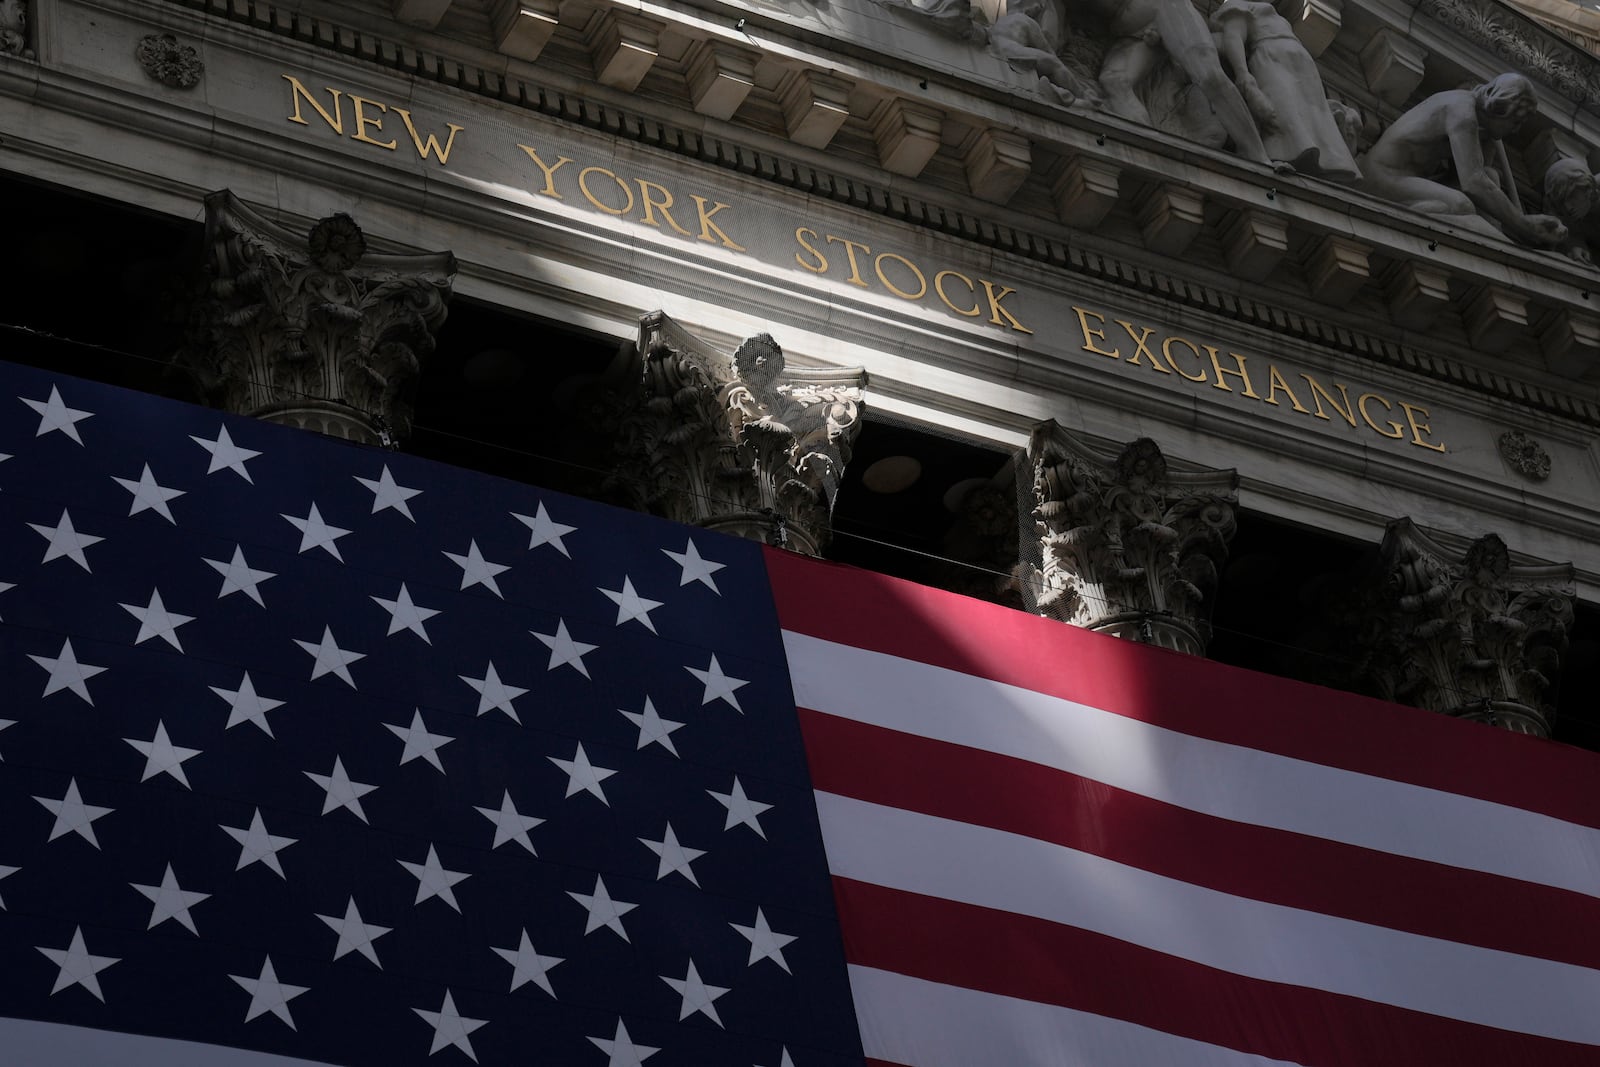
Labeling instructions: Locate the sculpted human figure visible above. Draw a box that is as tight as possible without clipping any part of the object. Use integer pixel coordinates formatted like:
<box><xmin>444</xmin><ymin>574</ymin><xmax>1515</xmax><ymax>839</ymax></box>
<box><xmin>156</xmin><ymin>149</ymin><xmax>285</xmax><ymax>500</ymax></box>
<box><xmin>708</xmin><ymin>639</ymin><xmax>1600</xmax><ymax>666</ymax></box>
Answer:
<box><xmin>1359</xmin><ymin>73</ymin><xmax>1566</xmax><ymax>247</ymax></box>
<box><xmin>1210</xmin><ymin>0</ymin><xmax>1360</xmax><ymax>181</ymax></box>
<box><xmin>1541</xmin><ymin>157</ymin><xmax>1600</xmax><ymax>264</ymax></box>
<box><xmin>990</xmin><ymin>0</ymin><xmax>1099</xmax><ymax>105</ymax></box>
<box><xmin>1078</xmin><ymin>0</ymin><xmax>1281</xmax><ymax>169</ymax></box>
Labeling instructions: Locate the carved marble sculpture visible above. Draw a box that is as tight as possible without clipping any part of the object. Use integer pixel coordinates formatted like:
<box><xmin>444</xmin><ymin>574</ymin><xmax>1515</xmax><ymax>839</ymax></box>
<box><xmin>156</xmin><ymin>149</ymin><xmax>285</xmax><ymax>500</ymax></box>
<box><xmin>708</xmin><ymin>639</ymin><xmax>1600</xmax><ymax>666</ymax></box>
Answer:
<box><xmin>610</xmin><ymin>313</ymin><xmax>866</xmax><ymax>556</ymax></box>
<box><xmin>0</xmin><ymin>0</ymin><xmax>29</xmax><ymax>58</ymax></box>
<box><xmin>1078</xmin><ymin>0</ymin><xmax>1280</xmax><ymax>169</ymax></box>
<box><xmin>1210</xmin><ymin>0</ymin><xmax>1360</xmax><ymax>180</ymax></box>
<box><xmin>1541</xmin><ymin>156</ymin><xmax>1600</xmax><ymax>265</ymax></box>
<box><xmin>184</xmin><ymin>191</ymin><xmax>457</xmax><ymax>445</ymax></box>
<box><xmin>1359</xmin><ymin>73</ymin><xmax>1567</xmax><ymax>247</ymax></box>
<box><xmin>1023</xmin><ymin>424</ymin><xmax>1238</xmax><ymax>656</ymax></box>
<box><xmin>989</xmin><ymin>0</ymin><xmax>1099</xmax><ymax>106</ymax></box>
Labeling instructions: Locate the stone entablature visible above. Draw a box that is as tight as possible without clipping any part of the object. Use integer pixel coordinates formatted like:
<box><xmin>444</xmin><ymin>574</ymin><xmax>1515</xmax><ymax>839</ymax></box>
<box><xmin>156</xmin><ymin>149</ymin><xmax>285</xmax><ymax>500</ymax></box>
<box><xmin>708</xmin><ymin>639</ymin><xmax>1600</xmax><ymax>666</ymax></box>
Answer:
<box><xmin>116</xmin><ymin>0</ymin><xmax>1600</xmax><ymax>401</ymax></box>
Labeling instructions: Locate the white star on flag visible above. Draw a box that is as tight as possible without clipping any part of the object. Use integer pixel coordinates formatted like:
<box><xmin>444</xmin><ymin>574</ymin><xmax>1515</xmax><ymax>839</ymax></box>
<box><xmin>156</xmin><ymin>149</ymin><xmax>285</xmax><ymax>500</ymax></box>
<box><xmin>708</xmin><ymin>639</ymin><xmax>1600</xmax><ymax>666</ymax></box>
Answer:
<box><xmin>317</xmin><ymin>897</ymin><xmax>391</xmax><ymax>967</ymax></box>
<box><xmin>640</xmin><ymin>823</ymin><xmax>706</xmax><ymax>886</ymax></box>
<box><xmin>0</xmin><ymin>864</ymin><xmax>15</xmax><ymax>909</ymax></box>
<box><xmin>191</xmin><ymin>425</ymin><xmax>261</xmax><ymax>481</ymax></box>
<box><xmin>459</xmin><ymin>661</ymin><xmax>527</xmax><ymax>722</ymax></box>
<box><xmin>549</xmin><ymin>742</ymin><xmax>616</xmax><ymax>804</ymax></box>
<box><xmin>708</xmin><ymin>776</ymin><xmax>773</xmax><ymax>838</ymax></box>
<box><xmin>0</xmin><ymin>581</ymin><xmax>12</xmax><ymax>620</ymax></box>
<box><xmin>112</xmin><ymin>464</ymin><xmax>184</xmax><ymax>522</ymax></box>
<box><xmin>757</xmin><ymin>1049</ymin><xmax>798</xmax><ymax>1067</ymax></box>
<box><xmin>474</xmin><ymin>790</ymin><xmax>543</xmax><ymax>854</ymax></box>
<box><xmin>29</xmin><ymin>509</ymin><xmax>103</xmax><ymax>571</ymax></box>
<box><xmin>355</xmin><ymin>464</ymin><xmax>422</xmax><ymax>520</ymax></box>
<box><xmin>210</xmin><ymin>672</ymin><xmax>285</xmax><ymax>736</ymax></box>
<box><xmin>621</xmin><ymin>697</ymin><xmax>685</xmax><ymax>755</ymax></box>
<box><xmin>443</xmin><ymin>539</ymin><xmax>509</xmax><ymax>597</ymax></box>
<box><xmin>120</xmin><ymin>589</ymin><xmax>195</xmax><ymax>651</ymax></box>
<box><xmin>589</xmin><ymin>1019</ymin><xmax>659</xmax><ymax>1067</ymax></box>
<box><xmin>414</xmin><ymin>990</ymin><xmax>487</xmax><ymax>1062</ymax></box>
<box><xmin>22</xmin><ymin>385</ymin><xmax>93</xmax><ymax>444</ymax></box>
<box><xmin>305</xmin><ymin>756</ymin><xmax>377</xmax><ymax>822</ymax></box>
<box><xmin>600</xmin><ymin>577</ymin><xmax>664</xmax><ymax>633</ymax></box>
<box><xmin>35</xmin><ymin>778</ymin><xmax>112</xmax><ymax>847</ymax></box>
<box><xmin>230</xmin><ymin>956</ymin><xmax>307</xmax><ymax>1029</ymax></box>
<box><xmin>568</xmin><ymin>875</ymin><xmax>637</xmax><ymax>940</ymax></box>
<box><xmin>131</xmin><ymin>863</ymin><xmax>210</xmax><ymax>934</ymax></box>
<box><xmin>204</xmin><ymin>545</ymin><xmax>275</xmax><ymax>606</ymax></box>
<box><xmin>663</xmin><ymin>539</ymin><xmax>726</xmax><ymax>593</ymax></box>
<box><xmin>294</xmin><ymin>626</ymin><xmax>364</xmax><ymax>687</ymax></box>
<box><xmin>385</xmin><ymin>710</ymin><xmax>454</xmax><ymax>773</ymax></box>
<box><xmin>372</xmin><ymin>582</ymin><xmax>440</xmax><ymax>642</ymax></box>
<box><xmin>37</xmin><ymin>927</ymin><xmax>117</xmax><ymax>1001</ymax></box>
<box><xmin>513</xmin><ymin>502</ymin><xmax>576</xmax><ymax>557</ymax></box>
<box><xmin>661</xmin><ymin>960</ymin><xmax>730</xmax><ymax>1026</ymax></box>
<box><xmin>29</xmin><ymin>638</ymin><xmax>106</xmax><ymax>704</ymax></box>
<box><xmin>221</xmin><ymin>809</ymin><xmax>296</xmax><ymax>878</ymax></box>
<box><xmin>686</xmin><ymin>654</ymin><xmax>750</xmax><ymax>711</ymax></box>
<box><xmin>532</xmin><ymin>619</ymin><xmax>597</xmax><ymax>678</ymax></box>
<box><xmin>492</xmin><ymin>929</ymin><xmax>564</xmax><ymax>996</ymax></box>
<box><xmin>731</xmin><ymin>908</ymin><xmax>797</xmax><ymax>972</ymax></box>
<box><xmin>282</xmin><ymin>503</ymin><xmax>351</xmax><ymax>561</ymax></box>
<box><xmin>399</xmin><ymin>844</ymin><xmax>470</xmax><ymax>912</ymax></box>
<box><xmin>124</xmin><ymin>721</ymin><xmax>202</xmax><ymax>788</ymax></box>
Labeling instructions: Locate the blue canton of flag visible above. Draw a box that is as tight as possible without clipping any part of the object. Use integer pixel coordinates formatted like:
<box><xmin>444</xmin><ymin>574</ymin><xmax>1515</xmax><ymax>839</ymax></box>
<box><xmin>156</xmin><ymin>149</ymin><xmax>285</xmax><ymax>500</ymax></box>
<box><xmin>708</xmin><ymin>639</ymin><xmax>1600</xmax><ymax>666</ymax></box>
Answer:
<box><xmin>0</xmin><ymin>360</ymin><xmax>865</xmax><ymax>1067</ymax></box>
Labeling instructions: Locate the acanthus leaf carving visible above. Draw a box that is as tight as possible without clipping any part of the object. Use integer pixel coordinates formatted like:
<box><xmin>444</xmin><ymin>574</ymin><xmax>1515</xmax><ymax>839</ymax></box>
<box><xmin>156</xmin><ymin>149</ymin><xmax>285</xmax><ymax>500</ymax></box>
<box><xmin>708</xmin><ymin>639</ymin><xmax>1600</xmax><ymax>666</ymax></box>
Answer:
<box><xmin>180</xmin><ymin>191</ymin><xmax>456</xmax><ymax>445</ymax></box>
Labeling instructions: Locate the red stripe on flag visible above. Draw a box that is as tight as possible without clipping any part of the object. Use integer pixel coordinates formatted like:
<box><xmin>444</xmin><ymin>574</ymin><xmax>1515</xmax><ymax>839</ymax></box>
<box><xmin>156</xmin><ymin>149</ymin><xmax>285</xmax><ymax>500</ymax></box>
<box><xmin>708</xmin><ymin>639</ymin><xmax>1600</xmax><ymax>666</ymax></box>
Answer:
<box><xmin>834</xmin><ymin>877</ymin><xmax>1600</xmax><ymax>1067</ymax></box>
<box><xmin>765</xmin><ymin>547</ymin><xmax>1600</xmax><ymax>829</ymax></box>
<box><xmin>798</xmin><ymin>707</ymin><xmax>1600</xmax><ymax>972</ymax></box>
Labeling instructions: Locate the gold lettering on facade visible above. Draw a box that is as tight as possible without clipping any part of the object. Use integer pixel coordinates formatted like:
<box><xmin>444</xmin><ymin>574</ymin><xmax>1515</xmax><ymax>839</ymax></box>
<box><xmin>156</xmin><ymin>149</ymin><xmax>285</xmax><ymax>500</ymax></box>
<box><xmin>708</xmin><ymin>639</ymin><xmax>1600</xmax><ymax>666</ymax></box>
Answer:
<box><xmin>1161</xmin><ymin>336</ymin><xmax>1210</xmax><ymax>382</ymax></box>
<box><xmin>981</xmin><ymin>281</ymin><xmax>1032</xmax><ymax>334</ymax></box>
<box><xmin>577</xmin><ymin>167</ymin><xmax>635</xmax><ymax>216</ymax></box>
<box><xmin>936</xmin><ymin>271</ymin><xmax>982</xmax><ymax>317</ymax></box>
<box><xmin>634</xmin><ymin>180</ymin><xmax>693</xmax><ymax>237</ymax></box>
<box><xmin>825</xmin><ymin>236</ymin><xmax>874</xmax><ymax>288</ymax></box>
<box><xmin>518</xmin><ymin>147</ymin><xmax>574</xmax><ymax>198</ymax></box>
<box><xmin>1263</xmin><ymin>365</ymin><xmax>1310</xmax><ymax>413</ymax></box>
<box><xmin>1358</xmin><ymin>393</ymin><xmax>1406</xmax><ymax>439</ymax></box>
<box><xmin>794</xmin><ymin>228</ymin><xmax>828</xmax><ymax>273</ymax></box>
<box><xmin>349</xmin><ymin>95</ymin><xmax>398</xmax><ymax>150</ymax></box>
<box><xmin>284</xmin><ymin>75</ymin><xmax>344</xmax><ymax>134</ymax></box>
<box><xmin>1399</xmin><ymin>402</ymin><xmax>1447</xmax><ymax>452</ymax></box>
<box><xmin>1300</xmin><ymin>374</ymin><xmax>1357</xmax><ymax>427</ymax></box>
<box><xmin>1117</xmin><ymin>320</ymin><xmax>1168</xmax><ymax>373</ymax></box>
<box><xmin>1073</xmin><ymin>307</ymin><xmax>1120</xmax><ymax>358</ymax></box>
<box><xmin>691</xmin><ymin>196</ymin><xmax>746</xmax><ymax>251</ymax></box>
<box><xmin>874</xmin><ymin>252</ymin><xmax>927</xmax><ymax>301</ymax></box>
<box><xmin>395</xmin><ymin>108</ymin><xmax>464</xmax><ymax>163</ymax></box>
<box><xmin>1204</xmin><ymin>346</ymin><xmax>1262</xmax><ymax>399</ymax></box>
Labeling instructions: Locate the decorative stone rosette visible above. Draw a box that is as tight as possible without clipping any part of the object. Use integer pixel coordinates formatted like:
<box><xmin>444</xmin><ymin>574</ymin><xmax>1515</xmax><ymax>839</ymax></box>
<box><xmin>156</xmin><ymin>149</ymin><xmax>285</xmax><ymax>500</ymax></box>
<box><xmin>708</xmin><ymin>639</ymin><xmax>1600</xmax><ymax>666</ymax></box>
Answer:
<box><xmin>136</xmin><ymin>33</ymin><xmax>203</xmax><ymax>88</ymax></box>
<box><xmin>181</xmin><ymin>190</ymin><xmax>456</xmax><ymax>445</ymax></box>
<box><xmin>610</xmin><ymin>312</ymin><xmax>866</xmax><ymax>556</ymax></box>
<box><xmin>1022</xmin><ymin>423</ymin><xmax>1238</xmax><ymax>656</ymax></box>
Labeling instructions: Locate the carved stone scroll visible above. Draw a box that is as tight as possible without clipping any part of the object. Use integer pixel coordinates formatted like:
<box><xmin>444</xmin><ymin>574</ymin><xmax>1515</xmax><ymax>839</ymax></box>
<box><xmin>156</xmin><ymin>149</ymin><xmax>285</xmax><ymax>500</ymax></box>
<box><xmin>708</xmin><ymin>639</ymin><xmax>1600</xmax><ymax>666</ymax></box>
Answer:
<box><xmin>1022</xmin><ymin>423</ymin><xmax>1239</xmax><ymax>656</ymax></box>
<box><xmin>610</xmin><ymin>313</ymin><xmax>866</xmax><ymax>556</ymax></box>
<box><xmin>182</xmin><ymin>191</ymin><xmax>457</xmax><ymax>445</ymax></box>
<box><xmin>1368</xmin><ymin>520</ymin><xmax>1574</xmax><ymax>737</ymax></box>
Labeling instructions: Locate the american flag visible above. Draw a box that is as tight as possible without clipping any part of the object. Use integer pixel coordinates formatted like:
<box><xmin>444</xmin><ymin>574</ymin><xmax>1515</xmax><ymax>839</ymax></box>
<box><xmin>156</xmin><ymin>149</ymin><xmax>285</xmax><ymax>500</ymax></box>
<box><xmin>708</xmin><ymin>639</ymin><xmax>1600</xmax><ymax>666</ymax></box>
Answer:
<box><xmin>2</xmin><ymin>357</ymin><xmax>1600</xmax><ymax>1066</ymax></box>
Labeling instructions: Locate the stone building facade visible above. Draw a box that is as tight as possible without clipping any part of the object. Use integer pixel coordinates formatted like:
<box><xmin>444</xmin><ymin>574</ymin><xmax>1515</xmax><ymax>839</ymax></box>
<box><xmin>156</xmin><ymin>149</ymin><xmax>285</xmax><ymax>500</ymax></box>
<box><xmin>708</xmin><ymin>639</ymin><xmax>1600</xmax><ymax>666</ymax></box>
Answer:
<box><xmin>4</xmin><ymin>0</ymin><xmax>1600</xmax><ymax>745</ymax></box>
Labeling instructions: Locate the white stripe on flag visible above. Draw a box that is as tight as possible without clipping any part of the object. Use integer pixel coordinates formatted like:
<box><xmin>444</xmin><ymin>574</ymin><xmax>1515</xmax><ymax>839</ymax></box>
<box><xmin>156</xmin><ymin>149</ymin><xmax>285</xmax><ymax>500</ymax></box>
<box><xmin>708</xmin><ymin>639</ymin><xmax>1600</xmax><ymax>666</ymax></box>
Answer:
<box><xmin>817</xmin><ymin>791</ymin><xmax>1600</xmax><ymax>1046</ymax></box>
<box><xmin>784</xmin><ymin>632</ymin><xmax>1600</xmax><ymax>897</ymax></box>
<box><xmin>847</xmin><ymin>965</ymin><xmax>1304</xmax><ymax>1067</ymax></box>
<box><xmin>0</xmin><ymin>1017</ymin><xmax>343</xmax><ymax>1067</ymax></box>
